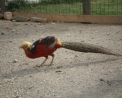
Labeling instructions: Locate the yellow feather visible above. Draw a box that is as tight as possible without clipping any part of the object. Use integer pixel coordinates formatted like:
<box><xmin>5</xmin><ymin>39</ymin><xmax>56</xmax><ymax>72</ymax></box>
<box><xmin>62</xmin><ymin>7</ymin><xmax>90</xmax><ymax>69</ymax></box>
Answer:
<box><xmin>20</xmin><ymin>41</ymin><xmax>32</xmax><ymax>51</ymax></box>
<box><xmin>56</xmin><ymin>39</ymin><xmax>63</xmax><ymax>47</ymax></box>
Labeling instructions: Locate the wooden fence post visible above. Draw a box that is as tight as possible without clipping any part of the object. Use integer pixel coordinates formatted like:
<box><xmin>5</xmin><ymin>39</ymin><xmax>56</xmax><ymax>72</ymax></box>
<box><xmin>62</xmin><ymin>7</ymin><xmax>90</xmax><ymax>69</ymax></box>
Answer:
<box><xmin>0</xmin><ymin>0</ymin><xmax>5</xmax><ymax>12</ymax></box>
<box><xmin>82</xmin><ymin>0</ymin><xmax>91</xmax><ymax>15</ymax></box>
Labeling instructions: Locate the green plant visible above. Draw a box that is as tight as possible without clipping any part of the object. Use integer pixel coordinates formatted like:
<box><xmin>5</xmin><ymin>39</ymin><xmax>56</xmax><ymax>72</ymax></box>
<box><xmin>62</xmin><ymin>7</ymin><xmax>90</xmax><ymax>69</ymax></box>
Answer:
<box><xmin>41</xmin><ymin>0</ymin><xmax>61</xmax><ymax>5</ymax></box>
<box><xmin>7</xmin><ymin>1</ymin><xmax>19</xmax><ymax>11</ymax></box>
<box><xmin>51</xmin><ymin>0</ymin><xmax>61</xmax><ymax>4</ymax></box>
<box><xmin>41</xmin><ymin>0</ymin><xmax>82</xmax><ymax>5</ymax></box>
<box><xmin>7</xmin><ymin>0</ymin><xmax>30</xmax><ymax>11</ymax></box>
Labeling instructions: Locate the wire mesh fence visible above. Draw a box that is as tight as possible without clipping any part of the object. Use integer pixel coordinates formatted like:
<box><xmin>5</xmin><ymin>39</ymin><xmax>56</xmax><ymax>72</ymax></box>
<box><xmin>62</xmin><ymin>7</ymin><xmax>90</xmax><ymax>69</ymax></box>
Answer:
<box><xmin>92</xmin><ymin>0</ymin><xmax>122</xmax><ymax>15</ymax></box>
<box><xmin>6</xmin><ymin>0</ymin><xmax>122</xmax><ymax>15</ymax></box>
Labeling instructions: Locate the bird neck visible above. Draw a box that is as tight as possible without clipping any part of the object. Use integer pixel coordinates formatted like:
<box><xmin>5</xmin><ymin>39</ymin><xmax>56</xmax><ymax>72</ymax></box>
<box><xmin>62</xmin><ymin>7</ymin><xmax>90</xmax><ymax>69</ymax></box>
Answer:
<box><xmin>24</xmin><ymin>49</ymin><xmax>34</xmax><ymax>58</ymax></box>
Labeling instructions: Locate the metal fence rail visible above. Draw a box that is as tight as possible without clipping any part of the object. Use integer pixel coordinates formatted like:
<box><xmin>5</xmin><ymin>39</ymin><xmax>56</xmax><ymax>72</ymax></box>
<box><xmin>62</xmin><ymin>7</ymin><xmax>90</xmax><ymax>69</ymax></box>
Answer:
<box><xmin>5</xmin><ymin>0</ymin><xmax>122</xmax><ymax>15</ymax></box>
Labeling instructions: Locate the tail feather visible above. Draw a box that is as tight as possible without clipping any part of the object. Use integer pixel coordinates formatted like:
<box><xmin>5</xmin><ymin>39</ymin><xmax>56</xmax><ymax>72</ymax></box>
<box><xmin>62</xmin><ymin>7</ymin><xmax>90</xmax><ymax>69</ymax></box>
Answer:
<box><xmin>62</xmin><ymin>42</ymin><xmax>122</xmax><ymax>56</ymax></box>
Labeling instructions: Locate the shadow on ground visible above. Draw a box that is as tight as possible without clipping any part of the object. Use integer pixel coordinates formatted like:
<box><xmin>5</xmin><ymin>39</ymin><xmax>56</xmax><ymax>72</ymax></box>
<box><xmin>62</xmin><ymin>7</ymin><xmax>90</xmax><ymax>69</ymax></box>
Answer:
<box><xmin>1</xmin><ymin>57</ymin><xmax>121</xmax><ymax>80</ymax></box>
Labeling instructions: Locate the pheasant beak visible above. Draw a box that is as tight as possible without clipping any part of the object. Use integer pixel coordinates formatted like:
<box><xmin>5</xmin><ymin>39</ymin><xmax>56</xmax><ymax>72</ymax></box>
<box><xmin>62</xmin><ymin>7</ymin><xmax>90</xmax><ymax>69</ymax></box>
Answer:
<box><xmin>19</xmin><ymin>46</ymin><xmax>24</xmax><ymax>51</ymax></box>
<box><xmin>19</xmin><ymin>45</ymin><xmax>22</xmax><ymax>49</ymax></box>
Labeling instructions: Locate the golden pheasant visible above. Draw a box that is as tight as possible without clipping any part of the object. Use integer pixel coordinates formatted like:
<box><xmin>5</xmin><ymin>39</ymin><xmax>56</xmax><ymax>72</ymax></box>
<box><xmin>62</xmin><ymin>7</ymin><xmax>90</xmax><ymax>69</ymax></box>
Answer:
<box><xmin>20</xmin><ymin>36</ymin><xmax>121</xmax><ymax>67</ymax></box>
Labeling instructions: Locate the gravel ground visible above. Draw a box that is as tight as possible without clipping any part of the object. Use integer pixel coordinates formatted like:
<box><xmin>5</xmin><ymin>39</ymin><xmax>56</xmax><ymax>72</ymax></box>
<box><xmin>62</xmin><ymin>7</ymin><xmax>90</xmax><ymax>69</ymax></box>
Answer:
<box><xmin>0</xmin><ymin>20</ymin><xmax>122</xmax><ymax>98</ymax></box>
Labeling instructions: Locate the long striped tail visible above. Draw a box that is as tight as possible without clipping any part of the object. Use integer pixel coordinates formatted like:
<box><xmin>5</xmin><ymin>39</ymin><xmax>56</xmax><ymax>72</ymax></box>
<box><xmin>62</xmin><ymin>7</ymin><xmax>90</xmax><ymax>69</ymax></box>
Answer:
<box><xmin>62</xmin><ymin>42</ymin><xmax>122</xmax><ymax>56</ymax></box>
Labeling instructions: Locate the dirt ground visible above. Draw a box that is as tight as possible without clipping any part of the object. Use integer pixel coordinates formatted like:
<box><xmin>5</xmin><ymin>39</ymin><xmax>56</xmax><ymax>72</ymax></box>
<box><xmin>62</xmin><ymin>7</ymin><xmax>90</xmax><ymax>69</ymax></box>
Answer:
<box><xmin>0</xmin><ymin>20</ymin><xmax>122</xmax><ymax>98</ymax></box>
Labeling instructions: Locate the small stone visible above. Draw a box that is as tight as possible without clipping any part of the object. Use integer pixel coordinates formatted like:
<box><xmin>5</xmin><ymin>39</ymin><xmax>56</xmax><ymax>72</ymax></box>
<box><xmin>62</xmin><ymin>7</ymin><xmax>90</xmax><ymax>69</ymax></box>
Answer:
<box><xmin>13</xmin><ymin>95</ymin><xmax>19</xmax><ymax>98</ymax></box>
<box><xmin>12</xmin><ymin>16</ymin><xmax>29</xmax><ymax>22</ymax></box>
<box><xmin>100</xmin><ymin>78</ymin><xmax>105</xmax><ymax>82</ymax></box>
<box><xmin>109</xmin><ymin>70</ymin><xmax>113</xmax><ymax>73</ymax></box>
<box><xmin>1</xmin><ymin>32</ymin><xmax>5</xmax><ymax>35</ymax></box>
<box><xmin>6</xmin><ymin>27</ymin><xmax>10</xmax><ymax>29</ymax></box>
<box><xmin>91</xmin><ymin>37</ymin><xmax>94</xmax><ymax>39</ymax></box>
<box><xmin>16</xmin><ymin>32</ymin><xmax>19</xmax><ymax>34</ymax></box>
<box><xmin>9</xmin><ymin>40</ymin><xmax>12</xmax><ymax>42</ymax></box>
<box><xmin>25</xmin><ymin>23</ymin><xmax>28</xmax><ymax>25</ymax></box>
<box><xmin>8</xmin><ymin>61</ymin><xmax>11</xmax><ymax>63</ymax></box>
<box><xmin>106</xmin><ymin>81</ymin><xmax>111</xmax><ymax>85</ymax></box>
<box><xmin>57</xmin><ymin>66</ymin><xmax>62</xmax><ymax>69</ymax></box>
<box><xmin>70</xmin><ymin>64</ymin><xmax>73</xmax><ymax>67</ymax></box>
<box><xmin>13</xmin><ymin>59</ymin><xmax>17</xmax><ymax>63</ymax></box>
<box><xmin>12</xmin><ymin>20</ymin><xmax>16</xmax><ymax>22</ymax></box>
<box><xmin>55</xmin><ymin>70</ymin><xmax>62</xmax><ymax>73</ymax></box>
<box><xmin>4</xmin><ymin>12</ymin><xmax>13</xmax><ymax>20</ymax></box>
<box><xmin>30</xmin><ymin>17</ymin><xmax>48</xmax><ymax>23</ymax></box>
<box><xmin>0</xmin><ymin>13</ymin><xmax>3</xmax><ymax>19</ymax></box>
<box><xmin>51</xmin><ymin>22</ymin><xmax>55</xmax><ymax>25</ymax></box>
<box><xmin>12</xmin><ymin>30</ymin><xmax>16</xmax><ymax>32</ymax></box>
<box><xmin>38</xmin><ymin>23</ymin><xmax>41</xmax><ymax>25</ymax></box>
<box><xmin>28</xmin><ymin>86</ymin><xmax>34</xmax><ymax>89</ymax></box>
<box><xmin>79</xmin><ymin>29</ymin><xmax>82</xmax><ymax>32</ymax></box>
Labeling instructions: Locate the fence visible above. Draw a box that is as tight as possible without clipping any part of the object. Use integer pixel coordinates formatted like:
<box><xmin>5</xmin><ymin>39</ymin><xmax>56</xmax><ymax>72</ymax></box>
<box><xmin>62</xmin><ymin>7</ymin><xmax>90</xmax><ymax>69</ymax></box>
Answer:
<box><xmin>92</xmin><ymin>0</ymin><xmax>122</xmax><ymax>15</ymax></box>
<box><xmin>5</xmin><ymin>0</ymin><xmax>122</xmax><ymax>15</ymax></box>
<box><xmin>0</xmin><ymin>0</ymin><xmax>122</xmax><ymax>24</ymax></box>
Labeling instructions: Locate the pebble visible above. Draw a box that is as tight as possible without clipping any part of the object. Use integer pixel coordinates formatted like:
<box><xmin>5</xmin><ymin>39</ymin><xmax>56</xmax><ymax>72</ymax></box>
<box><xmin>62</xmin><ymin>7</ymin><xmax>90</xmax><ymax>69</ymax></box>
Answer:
<box><xmin>28</xmin><ymin>86</ymin><xmax>34</xmax><ymax>89</ymax></box>
<box><xmin>100</xmin><ymin>78</ymin><xmax>105</xmax><ymax>82</ymax></box>
<box><xmin>8</xmin><ymin>61</ymin><xmax>11</xmax><ymax>63</ymax></box>
<box><xmin>12</xmin><ymin>20</ymin><xmax>16</xmax><ymax>22</ymax></box>
<box><xmin>55</xmin><ymin>70</ymin><xmax>62</xmax><ymax>73</ymax></box>
<box><xmin>6</xmin><ymin>27</ymin><xmax>10</xmax><ymax>29</ymax></box>
<box><xmin>38</xmin><ymin>23</ymin><xmax>41</xmax><ymax>25</ymax></box>
<box><xmin>57</xmin><ymin>66</ymin><xmax>62</xmax><ymax>69</ymax></box>
<box><xmin>25</xmin><ymin>23</ymin><xmax>28</xmax><ymax>25</ymax></box>
<box><xmin>91</xmin><ymin>37</ymin><xmax>94</xmax><ymax>39</ymax></box>
<box><xmin>13</xmin><ymin>16</ymin><xmax>29</xmax><ymax>22</ymax></box>
<box><xmin>12</xmin><ymin>30</ymin><xmax>16</xmax><ymax>32</ymax></box>
<box><xmin>13</xmin><ymin>59</ymin><xmax>17</xmax><ymax>63</ymax></box>
<box><xmin>109</xmin><ymin>70</ymin><xmax>113</xmax><ymax>73</ymax></box>
<box><xmin>51</xmin><ymin>22</ymin><xmax>55</xmax><ymax>25</ymax></box>
<box><xmin>13</xmin><ymin>95</ymin><xmax>19</xmax><ymax>98</ymax></box>
<box><xmin>13</xmin><ymin>23</ymin><xmax>19</xmax><ymax>26</ymax></box>
<box><xmin>16</xmin><ymin>32</ymin><xmax>19</xmax><ymax>34</ymax></box>
<box><xmin>9</xmin><ymin>40</ymin><xmax>12</xmax><ymax>42</ymax></box>
<box><xmin>1</xmin><ymin>32</ymin><xmax>5</xmax><ymax>35</ymax></box>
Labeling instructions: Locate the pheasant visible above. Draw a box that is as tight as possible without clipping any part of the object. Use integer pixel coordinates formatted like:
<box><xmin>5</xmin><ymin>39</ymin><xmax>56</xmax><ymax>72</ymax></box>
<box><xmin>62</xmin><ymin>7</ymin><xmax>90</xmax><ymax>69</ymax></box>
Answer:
<box><xmin>20</xmin><ymin>36</ymin><xmax>121</xmax><ymax>67</ymax></box>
